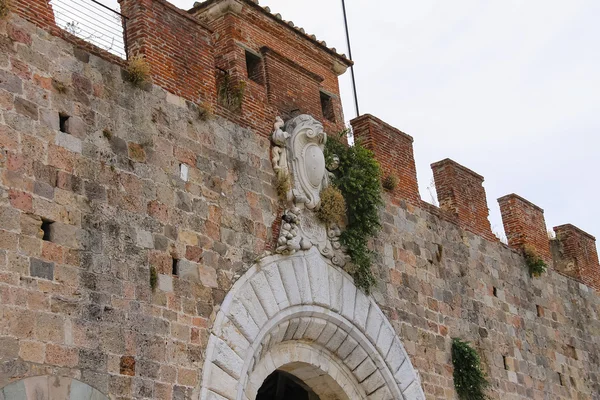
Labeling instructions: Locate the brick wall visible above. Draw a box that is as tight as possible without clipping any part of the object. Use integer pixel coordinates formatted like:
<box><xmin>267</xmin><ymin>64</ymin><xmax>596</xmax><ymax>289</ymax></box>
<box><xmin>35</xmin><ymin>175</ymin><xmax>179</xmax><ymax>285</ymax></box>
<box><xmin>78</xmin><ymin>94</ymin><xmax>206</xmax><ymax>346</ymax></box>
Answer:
<box><xmin>431</xmin><ymin>158</ymin><xmax>496</xmax><ymax>242</ymax></box>
<box><xmin>498</xmin><ymin>193</ymin><xmax>552</xmax><ymax>263</ymax></box>
<box><xmin>261</xmin><ymin>47</ymin><xmax>323</xmax><ymax>120</ymax></box>
<box><xmin>119</xmin><ymin>0</ymin><xmax>216</xmax><ymax>105</ymax></box>
<box><xmin>553</xmin><ymin>224</ymin><xmax>600</xmax><ymax>290</ymax></box>
<box><xmin>351</xmin><ymin>114</ymin><xmax>420</xmax><ymax>205</ymax></box>
<box><xmin>193</xmin><ymin>0</ymin><xmax>350</xmax><ymax>136</ymax></box>
<box><xmin>12</xmin><ymin>0</ymin><xmax>55</xmax><ymax>32</ymax></box>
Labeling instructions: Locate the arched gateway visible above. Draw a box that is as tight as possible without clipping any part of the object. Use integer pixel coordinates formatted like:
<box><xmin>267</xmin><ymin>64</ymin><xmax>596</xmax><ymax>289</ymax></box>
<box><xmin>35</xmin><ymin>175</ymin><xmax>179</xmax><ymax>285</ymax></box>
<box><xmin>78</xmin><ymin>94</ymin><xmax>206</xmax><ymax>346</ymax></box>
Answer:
<box><xmin>199</xmin><ymin>248</ymin><xmax>425</xmax><ymax>400</ymax></box>
<box><xmin>199</xmin><ymin>114</ymin><xmax>424</xmax><ymax>399</ymax></box>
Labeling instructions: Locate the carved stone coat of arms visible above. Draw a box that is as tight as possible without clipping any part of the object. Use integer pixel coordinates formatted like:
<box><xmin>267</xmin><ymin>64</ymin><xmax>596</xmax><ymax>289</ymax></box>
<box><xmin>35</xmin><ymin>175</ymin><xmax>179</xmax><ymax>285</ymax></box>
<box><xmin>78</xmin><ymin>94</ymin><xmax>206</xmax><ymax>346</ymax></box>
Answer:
<box><xmin>271</xmin><ymin>115</ymin><xmax>348</xmax><ymax>267</ymax></box>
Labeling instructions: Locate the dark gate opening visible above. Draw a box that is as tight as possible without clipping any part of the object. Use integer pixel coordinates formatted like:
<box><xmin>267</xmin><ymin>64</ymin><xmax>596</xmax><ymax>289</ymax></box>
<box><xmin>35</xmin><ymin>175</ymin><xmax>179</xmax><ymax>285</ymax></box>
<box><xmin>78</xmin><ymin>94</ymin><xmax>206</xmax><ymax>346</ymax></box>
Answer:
<box><xmin>256</xmin><ymin>370</ymin><xmax>319</xmax><ymax>400</ymax></box>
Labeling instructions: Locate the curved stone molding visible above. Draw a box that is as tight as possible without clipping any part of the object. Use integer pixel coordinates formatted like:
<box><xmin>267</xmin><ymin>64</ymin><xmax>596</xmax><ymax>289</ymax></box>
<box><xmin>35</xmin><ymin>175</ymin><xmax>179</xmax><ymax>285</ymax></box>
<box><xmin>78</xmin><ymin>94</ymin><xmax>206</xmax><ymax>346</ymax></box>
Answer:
<box><xmin>0</xmin><ymin>375</ymin><xmax>108</xmax><ymax>400</ymax></box>
<box><xmin>199</xmin><ymin>248</ymin><xmax>425</xmax><ymax>400</ymax></box>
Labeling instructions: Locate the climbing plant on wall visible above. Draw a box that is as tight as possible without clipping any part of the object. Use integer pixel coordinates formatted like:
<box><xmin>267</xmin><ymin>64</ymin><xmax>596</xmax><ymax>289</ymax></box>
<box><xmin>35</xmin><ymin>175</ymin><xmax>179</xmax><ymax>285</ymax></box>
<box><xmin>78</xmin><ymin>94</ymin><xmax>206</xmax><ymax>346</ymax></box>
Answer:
<box><xmin>324</xmin><ymin>132</ymin><xmax>383</xmax><ymax>293</ymax></box>
<box><xmin>452</xmin><ymin>338</ymin><xmax>489</xmax><ymax>400</ymax></box>
<box><xmin>523</xmin><ymin>245</ymin><xmax>547</xmax><ymax>277</ymax></box>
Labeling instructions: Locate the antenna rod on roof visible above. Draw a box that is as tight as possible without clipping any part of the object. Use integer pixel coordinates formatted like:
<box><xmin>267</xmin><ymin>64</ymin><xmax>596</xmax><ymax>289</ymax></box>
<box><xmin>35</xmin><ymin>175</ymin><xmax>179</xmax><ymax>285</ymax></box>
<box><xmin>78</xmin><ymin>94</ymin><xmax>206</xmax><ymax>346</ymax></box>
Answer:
<box><xmin>341</xmin><ymin>0</ymin><xmax>360</xmax><ymax>118</ymax></box>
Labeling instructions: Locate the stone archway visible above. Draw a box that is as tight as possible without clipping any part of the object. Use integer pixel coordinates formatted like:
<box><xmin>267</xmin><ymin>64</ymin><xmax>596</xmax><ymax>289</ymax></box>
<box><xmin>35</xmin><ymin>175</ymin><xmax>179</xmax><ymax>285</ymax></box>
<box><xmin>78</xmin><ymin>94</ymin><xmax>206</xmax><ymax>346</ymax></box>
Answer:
<box><xmin>199</xmin><ymin>247</ymin><xmax>425</xmax><ymax>400</ymax></box>
<box><xmin>0</xmin><ymin>375</ymin><xmax>108</xmax><ymax>399</ymax></box>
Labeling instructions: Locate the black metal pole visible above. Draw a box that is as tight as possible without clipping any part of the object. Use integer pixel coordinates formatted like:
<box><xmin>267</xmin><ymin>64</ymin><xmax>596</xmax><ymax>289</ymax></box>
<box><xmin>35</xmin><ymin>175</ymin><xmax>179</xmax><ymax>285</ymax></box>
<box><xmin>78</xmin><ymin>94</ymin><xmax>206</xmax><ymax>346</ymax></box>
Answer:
<box><xmin>341</xmin><ymin>0</ymin><xmax>360</xmax><ymax>118</ymax></box>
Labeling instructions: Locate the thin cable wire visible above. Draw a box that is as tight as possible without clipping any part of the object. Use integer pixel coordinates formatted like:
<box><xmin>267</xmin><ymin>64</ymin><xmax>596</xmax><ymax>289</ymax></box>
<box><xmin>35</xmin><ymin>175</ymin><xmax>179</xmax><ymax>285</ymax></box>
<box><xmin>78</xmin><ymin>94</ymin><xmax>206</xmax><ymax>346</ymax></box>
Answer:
<box><xmin>53</xmin><ymin>0</ymin><xmax>125</xmax><ymax>30</ymax></box>
<box><xmin>50</xmin><ymin>0</ymin><xmax>127</xmax><ymax>58</ymax></box>
<box><xmin>52</xmin><ymin>5</ymin><xmax>125</xmax><ymax>38</ymax></box>
<box><xmin>341</xmin><ymin>0</ymin><xmax>360</xmax><ymax>118</ymax></box>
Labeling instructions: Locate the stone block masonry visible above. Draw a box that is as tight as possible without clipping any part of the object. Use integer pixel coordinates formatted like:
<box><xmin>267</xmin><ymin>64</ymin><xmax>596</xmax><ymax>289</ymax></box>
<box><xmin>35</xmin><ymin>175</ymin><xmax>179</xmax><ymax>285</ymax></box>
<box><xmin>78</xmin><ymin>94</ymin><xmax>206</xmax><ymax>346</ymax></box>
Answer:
<box><xmin>1</xmin><ymin>0</ymin><xmax>600</xmax><ymax>399</ymax></box>
<box><xmin>0</xmin><ymin>13</ymin><xmax>278</xmax><ymax>398</ymax></box>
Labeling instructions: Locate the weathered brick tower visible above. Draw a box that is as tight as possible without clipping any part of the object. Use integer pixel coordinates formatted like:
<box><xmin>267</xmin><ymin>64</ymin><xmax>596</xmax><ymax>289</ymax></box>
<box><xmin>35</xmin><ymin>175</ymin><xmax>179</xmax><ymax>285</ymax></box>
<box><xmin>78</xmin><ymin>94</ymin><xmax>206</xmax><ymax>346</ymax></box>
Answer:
<box><xmin>1</xmin><ymin>0</ymin><xmax>599</xmax><ymax>399</ymax></box>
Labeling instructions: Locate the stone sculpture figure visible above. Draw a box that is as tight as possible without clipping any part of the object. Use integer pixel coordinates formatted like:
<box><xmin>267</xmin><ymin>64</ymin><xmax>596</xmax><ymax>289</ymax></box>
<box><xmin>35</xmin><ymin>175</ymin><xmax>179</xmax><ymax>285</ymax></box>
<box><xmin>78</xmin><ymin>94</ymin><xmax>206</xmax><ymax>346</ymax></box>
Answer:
<box><xmin>270</xmin><ymin>115</ymin><xmax>348</xmax><ymax>266</ymax></box>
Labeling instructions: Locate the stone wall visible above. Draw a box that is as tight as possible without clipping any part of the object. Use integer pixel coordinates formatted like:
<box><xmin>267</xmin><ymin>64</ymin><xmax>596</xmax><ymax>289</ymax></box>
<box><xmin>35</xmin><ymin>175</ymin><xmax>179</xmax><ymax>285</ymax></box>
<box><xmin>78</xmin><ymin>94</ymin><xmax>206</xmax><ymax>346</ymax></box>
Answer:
<box><xmin>1</xmin><ymin>7</ymin><xmax>600</xmax><ymax>400</ymax></box>
<box><xmin>0</xmin><ymin>15</ymin><xmax>278</xmax><ymax>399</ymax></box>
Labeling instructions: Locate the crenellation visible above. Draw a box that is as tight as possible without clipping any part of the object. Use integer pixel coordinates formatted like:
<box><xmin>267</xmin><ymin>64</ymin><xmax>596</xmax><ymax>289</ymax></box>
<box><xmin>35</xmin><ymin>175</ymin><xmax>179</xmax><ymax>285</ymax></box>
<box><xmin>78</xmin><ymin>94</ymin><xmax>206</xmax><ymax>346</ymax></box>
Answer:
<box><xmin>1</xmin><ymin>1</ymin><xmax>599</xmax><ymax>399</ymax></box>
<box><xmin>431</xmin><ymin>158</ymin><xmax>496</xmax><ymax>242</ymax></box>
<box><xmin>498</xmin><ymin>193</ymin><xmax>552</xmax><ymax>264</ymax></box>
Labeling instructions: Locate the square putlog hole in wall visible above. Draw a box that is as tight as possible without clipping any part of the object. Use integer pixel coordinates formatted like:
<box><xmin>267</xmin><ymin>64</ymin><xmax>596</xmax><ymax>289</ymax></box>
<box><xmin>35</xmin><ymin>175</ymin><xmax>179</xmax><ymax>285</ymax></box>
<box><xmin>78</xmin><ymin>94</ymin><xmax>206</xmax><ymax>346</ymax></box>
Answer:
<box><xmin>41</xmin><ymin>219</ymin><xmax>54</xmax><ymax>241</ymax></box>
<box><xmin>536</xmin><ymin>304</ymin><xmax>544</xmax><ymax>317</ymax></box>
<box><xmin>59</xmin><ymin>113</ymin><xmax>71</xmax><ymax>133</ymax></box>
<box><xmin>245</xmin><ymin>51</ymin><xmax>264</xmax><ymax>85</ymax></box>
<box><xmin>320</xmin><ymin>91</ymin><xmax>335</xmax><ymax>122</ymax></box>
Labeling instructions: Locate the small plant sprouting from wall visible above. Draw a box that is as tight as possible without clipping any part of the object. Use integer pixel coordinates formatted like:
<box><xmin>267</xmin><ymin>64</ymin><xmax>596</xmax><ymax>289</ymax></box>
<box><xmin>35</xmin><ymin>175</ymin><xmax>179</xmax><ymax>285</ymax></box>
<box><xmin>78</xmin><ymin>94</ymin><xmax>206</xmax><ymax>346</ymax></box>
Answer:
<box><xmin>52</xmin><ymin>79</ymin><xmax>67</xmax><ymax>94</ymax></box>
<box><xmin>0</xmin><ymin>0</ymin><xmax>11</xmax><ymax>19</ymax></box>
<box><xmin>276</xmin><ymin>173</ymin><xmax>291</xmax><ymax>201</ymax></box>
<box><xmin>197</xmin><ymin>101</ymin><xmax>214</xmax><ymax>121</ymax></box>
<box><xmin>452</xmin><ymin>338</ymin><xmax>489</xmax><ymax>400</ymax></box>
<box><xmin>382</xmin><ymin>174</ymin><xmax>398</xmax><ymax>192</ymax></box>
<box><xmin>217</xmin><ymin>72</ymin><xmax>246</xmax><ymax>112</ymax></box>
<box><xmin>317</xmin><ymin>186</ymin><xmax>346</xmax><ymax>225</ymax></box>
<box><xmin>126</xmin><ymin>55</ymin><xmax>150</xmax><ymax>87</ymax></box>
<box><xmin>149</xmin><ymin>266</ymin><xmax>157</xmax><ymax>291</ymax></box>
<box><xmin>102</xmin><ymin>128</ymin><xmax>113</xmax><ymax>140</ymax></box>
<box><xmin>524</xmin><ymin>245</ymin><xmax>547</xmax><ymax>277</ymax></box>
<box><xmin>325</xmin><ymin>132</ymin><xmax>383</xmax><ymax>293</ymax></box>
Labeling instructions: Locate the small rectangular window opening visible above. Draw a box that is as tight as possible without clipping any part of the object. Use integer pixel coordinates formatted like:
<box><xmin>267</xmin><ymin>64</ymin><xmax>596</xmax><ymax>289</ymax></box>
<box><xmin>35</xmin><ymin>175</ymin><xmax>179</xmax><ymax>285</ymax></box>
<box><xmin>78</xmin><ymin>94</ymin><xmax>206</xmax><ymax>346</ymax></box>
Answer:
<box><xmin>503</xmin><ymin>355</ymin><xmax>508</xmax><ymax>370</ymax></box>
<box><xmin>493</xmin><ymin>287</ymin><xmax>498</xmax><ymax>297</ymax></box>
<box><xmin>172</xmin><ymin>257</ymin><xmax>179</xmax><ymax>276</ymax></box>
<box><xmin>41</xmin><ymin>219</ymin><xmax>54</xmax><ymax>241</ymax></box>
<box><xmin>536</xmin><ymin>304</ymin><xmax>543</xmax><ymax>317</ymax></box>
<box><xmin>245</xmin><ymin>51</ymin><xmax>264</xmax><ymax>85</ymax></box>
<box><xmin>59</xmin><ymin>113</ymin><xmax>70</xmax><ymax>133</ymax></box>
<box><xmin>320</xmin><ymin>91</ymin><xmax>335</xmax><ymax>122</ymax></box>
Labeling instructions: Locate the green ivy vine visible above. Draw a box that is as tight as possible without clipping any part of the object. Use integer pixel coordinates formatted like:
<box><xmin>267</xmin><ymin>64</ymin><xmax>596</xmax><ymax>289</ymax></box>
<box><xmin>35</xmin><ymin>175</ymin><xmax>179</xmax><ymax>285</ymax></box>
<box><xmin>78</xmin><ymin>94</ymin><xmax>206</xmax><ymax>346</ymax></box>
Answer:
<box><xmin>452</xmin><ymin>338</ymin><xmax>489</xmax><ymax>400</ymax></box>
<box><xmin>324</xmin><ymin>132</ymin><xmax>383</xmax><ymax>293</ymax></box>
<box><xmin>523</xmin><ymin>245</ymin><xmax>547</xmax><ymax>277</ymax></box>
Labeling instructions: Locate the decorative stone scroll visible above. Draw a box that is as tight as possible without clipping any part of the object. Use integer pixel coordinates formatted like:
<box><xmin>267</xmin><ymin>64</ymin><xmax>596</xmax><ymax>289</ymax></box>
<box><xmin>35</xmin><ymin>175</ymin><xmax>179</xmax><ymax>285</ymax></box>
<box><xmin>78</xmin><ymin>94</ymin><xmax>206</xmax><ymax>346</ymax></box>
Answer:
<box><xmin>271</xmin><ymin>115</ymin><xmax>348</xmax><ymax>266</ymax></box>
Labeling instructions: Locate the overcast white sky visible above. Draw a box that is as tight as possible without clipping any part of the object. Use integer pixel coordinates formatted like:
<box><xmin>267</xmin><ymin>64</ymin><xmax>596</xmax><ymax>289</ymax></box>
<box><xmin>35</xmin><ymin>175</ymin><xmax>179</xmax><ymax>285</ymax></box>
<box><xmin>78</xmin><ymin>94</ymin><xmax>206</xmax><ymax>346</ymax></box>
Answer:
<box><xmin>99</xmin><ymin>0</ymin><xmax>600</xmax><ymax>241</ymax></box>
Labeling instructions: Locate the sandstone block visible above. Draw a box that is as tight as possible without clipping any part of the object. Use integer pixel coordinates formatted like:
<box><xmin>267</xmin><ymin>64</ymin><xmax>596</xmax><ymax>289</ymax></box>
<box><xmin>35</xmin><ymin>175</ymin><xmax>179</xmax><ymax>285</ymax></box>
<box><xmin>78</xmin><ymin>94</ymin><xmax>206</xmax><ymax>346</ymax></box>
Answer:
<box><xmin>199</xmin><ymin>264</ymin><xmax>218</xmax><ymax>288</ymax></box>
<box><xmin>0</xmin><ymin>70</ymin><xmax>22</xmax><ymax>94</ymax></box>
<box><xmin>30</xmin><ymin>258</ymin><xmax>54</xmax><ymax>280</ymax></box>
<box><xmin>0</xmin><ymin>337</ymin><xmax>19</xmax><ymax>360</ymax></box>
<box><xmin>9</xmin><ymin>189</ymin><xmax>33</xmax><ymax>212</ymax></box>
<box><xmin>14</xmin><ymin>97</ymin><xmax>38</xmax><ymax>120</ymax></box>
<box><xmin>178</xmin><ymin>260</ymin><xmax>199</xmax><ymax>281</ymax></box>
<box><xmin>158</xmin><ymin>274</ymin><xmax>173</xmax><ymax>292</ymax></box>
<box><xmin>55</xmin><ymin>131</ymin><xmax>82</xmax><ymax>153</ymax></box>
<box><xmin>39</xmin><ymin>108</ymin><xmax>59</xmax><ymax>130</ymax></box>
<box><xmin>0</xmin><ymin>206</ymin><xmax>20</xmax><ymax>231</ymax></box>
<box><xmin>136</xmin><ymin>229</ymin><xmax>154</xmax><ymax>249</ymax></box>
<box><xmin>47</xmin><ymin>222</ymin><xmax>81</xmax><ymax>249</ymax></box>
<box><xmin>45</xmin><ymin>344</ymin><xmax>78</xmax><ymax>367</ymax></box>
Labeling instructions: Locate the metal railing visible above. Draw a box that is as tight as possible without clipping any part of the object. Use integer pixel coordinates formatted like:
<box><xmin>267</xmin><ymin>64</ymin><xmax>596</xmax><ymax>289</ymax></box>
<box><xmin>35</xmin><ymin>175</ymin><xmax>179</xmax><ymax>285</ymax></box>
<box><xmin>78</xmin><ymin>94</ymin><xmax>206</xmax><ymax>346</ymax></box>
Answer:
<box><xmin>50</xmin><ymin>0</ymin><xmax>128</xmax><ymax>59</ymax></box>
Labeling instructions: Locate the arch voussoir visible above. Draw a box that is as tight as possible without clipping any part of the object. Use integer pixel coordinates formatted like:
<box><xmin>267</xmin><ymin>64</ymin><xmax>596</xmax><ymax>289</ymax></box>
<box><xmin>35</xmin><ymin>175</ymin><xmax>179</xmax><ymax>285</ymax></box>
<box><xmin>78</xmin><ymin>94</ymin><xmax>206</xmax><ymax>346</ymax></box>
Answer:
<box><xmin>200</xmin><ymin>248</ymin><xmax>425</xmax><ymax>400</ymax></box>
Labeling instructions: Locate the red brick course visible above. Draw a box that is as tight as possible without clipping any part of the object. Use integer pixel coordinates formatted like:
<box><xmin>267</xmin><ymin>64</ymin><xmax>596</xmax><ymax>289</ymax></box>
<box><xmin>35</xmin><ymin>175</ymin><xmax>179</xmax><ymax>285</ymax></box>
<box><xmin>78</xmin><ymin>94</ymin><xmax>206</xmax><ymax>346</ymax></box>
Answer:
<box><xmin>553</xmin><ymin>224</ymin><xmax>600</xmax><ymax>291</ymax></box>
<box><xmin>431</xmin><ymin>158</ymin><xmax>496</xmax><ymax>242</ymax></box>
<box><xmin>498</xmin><ymin>194</ymin><xmax>552</xmax><ymax>263</ymax></box>
<box><xmin>351</xmin><ymin>114</ymin><xmax>420</xmax><ymax>205</ymax></box>
<box><xmin>119</xmin><ymin>0</ymin><xmax>216</xmax><ymax>105</ymax></box>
